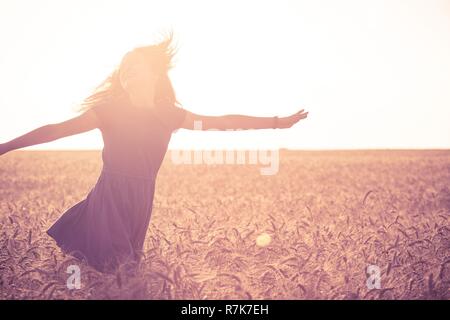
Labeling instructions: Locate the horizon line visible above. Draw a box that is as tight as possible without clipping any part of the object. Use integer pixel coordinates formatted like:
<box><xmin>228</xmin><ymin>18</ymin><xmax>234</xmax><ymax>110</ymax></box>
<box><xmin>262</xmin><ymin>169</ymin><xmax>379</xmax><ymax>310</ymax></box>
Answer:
<box><xmin>11</xmin><ymin>148</ymin><xmax>450</xmax><ymax>152</ymax></box>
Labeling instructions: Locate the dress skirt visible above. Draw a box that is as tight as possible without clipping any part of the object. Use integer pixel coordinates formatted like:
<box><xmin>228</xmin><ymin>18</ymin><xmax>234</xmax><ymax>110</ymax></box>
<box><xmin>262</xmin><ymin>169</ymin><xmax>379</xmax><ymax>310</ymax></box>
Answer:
<box><xmin>47</xmin><ymin>167</ymin><xmax>156</xmax><ymax>273</ymax></box>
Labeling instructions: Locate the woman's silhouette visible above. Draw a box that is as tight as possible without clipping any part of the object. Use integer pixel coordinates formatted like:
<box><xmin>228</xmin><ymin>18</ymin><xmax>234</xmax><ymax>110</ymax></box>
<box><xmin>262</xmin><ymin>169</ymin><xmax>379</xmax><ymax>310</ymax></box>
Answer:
<box><xmin>0</xmin><ymin>31</ymin><xmax>308</xmax><ymax>272</ymax></box>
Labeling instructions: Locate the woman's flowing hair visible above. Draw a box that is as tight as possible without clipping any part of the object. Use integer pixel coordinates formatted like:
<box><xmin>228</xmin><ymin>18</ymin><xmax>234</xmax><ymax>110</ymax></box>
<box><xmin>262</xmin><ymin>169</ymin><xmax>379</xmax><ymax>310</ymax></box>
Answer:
<box><xmin>77</xmin><ymin>29</ymin><xmax>182</xmax><ymax>112</ymax></box>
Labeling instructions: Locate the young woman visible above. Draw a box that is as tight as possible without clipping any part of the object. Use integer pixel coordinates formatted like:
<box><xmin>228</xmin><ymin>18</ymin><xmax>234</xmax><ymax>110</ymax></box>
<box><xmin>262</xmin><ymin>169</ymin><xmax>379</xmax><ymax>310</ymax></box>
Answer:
<box><xmin>0</xmin><ymin>32</ymin><xmax>308</xmax><ymax>272</ymax></box>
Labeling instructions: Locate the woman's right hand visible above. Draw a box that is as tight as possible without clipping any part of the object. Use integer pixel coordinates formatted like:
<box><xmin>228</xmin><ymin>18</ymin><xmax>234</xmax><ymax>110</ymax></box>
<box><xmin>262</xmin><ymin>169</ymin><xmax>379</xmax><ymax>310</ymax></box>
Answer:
<box><xmin>0</xmin><ymin>142</ymin><xmax>11</xmax><ymax>156</ymax></box>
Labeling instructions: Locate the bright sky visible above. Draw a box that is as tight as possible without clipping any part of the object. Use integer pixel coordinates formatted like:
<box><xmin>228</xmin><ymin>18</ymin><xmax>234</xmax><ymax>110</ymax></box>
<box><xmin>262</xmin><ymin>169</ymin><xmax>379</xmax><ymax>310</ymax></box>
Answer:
<box><xmin>0</xmin><ymin>0</ymin><xmax>449</xmax><ymax>150</ymax></box>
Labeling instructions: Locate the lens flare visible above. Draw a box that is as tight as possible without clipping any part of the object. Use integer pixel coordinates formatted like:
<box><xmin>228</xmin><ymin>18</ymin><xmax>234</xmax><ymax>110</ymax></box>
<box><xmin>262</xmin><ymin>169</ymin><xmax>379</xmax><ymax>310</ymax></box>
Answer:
<box><xmin>256</xmin><ymin>233</ymin><xmax>272</xmax><ymax>247</ymax></box>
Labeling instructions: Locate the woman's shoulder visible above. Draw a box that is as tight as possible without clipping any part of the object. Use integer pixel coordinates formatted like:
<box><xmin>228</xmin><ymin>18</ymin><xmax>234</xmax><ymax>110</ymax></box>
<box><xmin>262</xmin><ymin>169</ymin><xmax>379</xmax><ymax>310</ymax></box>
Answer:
<box><xmin>153</xmin><ymin>102</ymin><xmax>187</xmax><ymax>132</ymax></box>
<box><xmin>91</xmin><ymin>95</ymin><xmax>127</xmax><ymax>128</ymax></box>
<box><xmin>91</xmin><ymin>95</ymin><xmax>186</xmax><ymax>131</ymax></box>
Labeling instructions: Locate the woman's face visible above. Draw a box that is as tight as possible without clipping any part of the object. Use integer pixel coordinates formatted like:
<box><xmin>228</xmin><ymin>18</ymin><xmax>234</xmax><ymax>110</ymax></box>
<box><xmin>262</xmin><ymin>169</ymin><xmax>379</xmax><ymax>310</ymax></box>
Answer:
<box><xmin>119</xmin><ymin>51</ymin><xmax>160</xmax><ymax>109</ymax></box>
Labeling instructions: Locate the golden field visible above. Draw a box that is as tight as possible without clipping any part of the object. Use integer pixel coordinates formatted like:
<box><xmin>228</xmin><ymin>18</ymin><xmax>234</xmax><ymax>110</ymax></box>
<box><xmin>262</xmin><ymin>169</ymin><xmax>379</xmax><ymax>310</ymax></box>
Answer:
<box><xmin>0</xmin><ymin>150</ymin><xmax>449</xmax><ymax>299</ymax></box>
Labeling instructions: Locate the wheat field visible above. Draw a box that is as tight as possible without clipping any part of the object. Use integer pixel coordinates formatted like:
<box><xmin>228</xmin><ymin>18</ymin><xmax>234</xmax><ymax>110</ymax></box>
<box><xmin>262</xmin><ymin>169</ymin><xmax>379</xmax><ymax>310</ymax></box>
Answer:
<box><xmin>0</xmin><ymin>150</ymin><xmax>449</xmax><ymax>300</ymax></box>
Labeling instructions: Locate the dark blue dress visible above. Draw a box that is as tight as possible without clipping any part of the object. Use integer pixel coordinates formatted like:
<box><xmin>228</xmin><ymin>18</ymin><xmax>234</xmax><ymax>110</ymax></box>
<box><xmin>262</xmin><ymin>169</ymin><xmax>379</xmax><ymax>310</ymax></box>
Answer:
<box><xmin>47</xmin><ymin>94</ymin><xmax>186</xmax><ymax>272</ymax></box>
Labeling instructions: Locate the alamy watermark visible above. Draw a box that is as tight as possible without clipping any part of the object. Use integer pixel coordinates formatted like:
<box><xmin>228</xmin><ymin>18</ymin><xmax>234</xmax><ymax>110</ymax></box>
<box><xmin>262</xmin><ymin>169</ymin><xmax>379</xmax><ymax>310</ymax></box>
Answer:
<box><xmin>66</xmin><ymin>264</ymin><xmax>81</xmax><ymax>289</ymax></box>
<box><xmin>170</xmin><ymin>120</ymin><xmax>280</xmax><ymax>175</ymax></box>
<box><xmin>366</xmin><ymin>264</ymin><xmax>381</xmax><ymax>289</ymax></box>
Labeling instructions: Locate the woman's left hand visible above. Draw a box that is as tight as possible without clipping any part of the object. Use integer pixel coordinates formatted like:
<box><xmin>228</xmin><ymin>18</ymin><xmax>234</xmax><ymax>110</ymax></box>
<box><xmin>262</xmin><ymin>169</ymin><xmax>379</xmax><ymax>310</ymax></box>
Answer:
<box><xmin>277</xmin><ymin>109</ymin><xmax>308</xmax><ymax>128</ymax></box>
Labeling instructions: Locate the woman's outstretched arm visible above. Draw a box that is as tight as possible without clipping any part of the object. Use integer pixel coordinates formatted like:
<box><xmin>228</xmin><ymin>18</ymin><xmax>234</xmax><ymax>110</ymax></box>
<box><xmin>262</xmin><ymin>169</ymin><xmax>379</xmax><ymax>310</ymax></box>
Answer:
<box><xmin>0</xmin><ymin>109</ymin><xmax>99</xmax><ymax>156</ymax></box>
<box><xmin>180</xmin><ymin>109</ymin><xmax>308</xmax><ymax>130</ymax></box>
